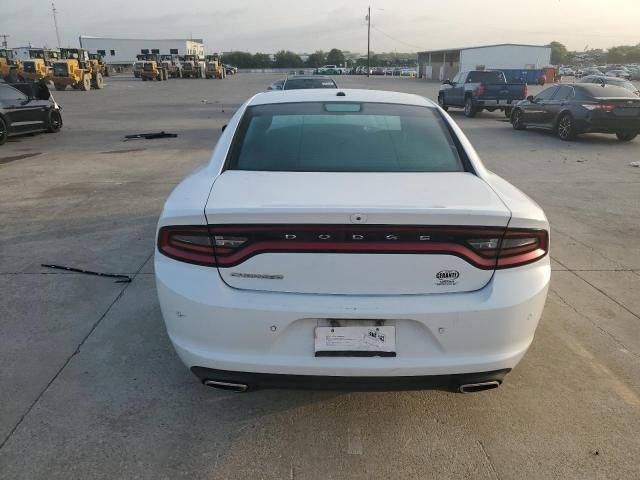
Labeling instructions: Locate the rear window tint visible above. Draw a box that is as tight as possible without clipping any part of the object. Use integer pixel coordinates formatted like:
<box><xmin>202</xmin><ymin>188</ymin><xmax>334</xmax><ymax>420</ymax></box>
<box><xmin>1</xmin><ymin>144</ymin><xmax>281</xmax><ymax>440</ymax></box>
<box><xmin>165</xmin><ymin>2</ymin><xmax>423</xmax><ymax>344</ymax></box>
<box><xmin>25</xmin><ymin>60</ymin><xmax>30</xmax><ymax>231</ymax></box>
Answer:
<box><xmin>465</xmin><ymin>71</ymin><xmax>505</xmax><ymax>83</ymax></box>
<box><xmin>227</xmin><ymin>102</ymin><xmax>465</xmax><ymax>172</ymax></box>
<box><xmin>577</xmin><ymin>84</ymin><xmax>638</xmax><ymax>98</ymax></box>
<box><xmin>284</xmin><ymin>78</ymin><xmax>337</xmax><ymax>90</ymax></box>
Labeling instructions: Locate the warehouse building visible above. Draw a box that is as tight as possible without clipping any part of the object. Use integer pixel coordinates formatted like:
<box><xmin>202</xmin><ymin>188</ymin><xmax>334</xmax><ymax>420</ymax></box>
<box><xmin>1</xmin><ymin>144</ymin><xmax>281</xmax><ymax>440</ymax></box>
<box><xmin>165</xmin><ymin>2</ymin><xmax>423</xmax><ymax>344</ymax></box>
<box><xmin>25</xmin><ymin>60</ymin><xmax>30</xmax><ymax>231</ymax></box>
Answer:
<box><xmin>78</xmin><ymin>36</ymin><xmax>205</xmax><ymax>66</ymax></box>
<box><xmin>417</xmin><ymin>44</ymin><xmax>552</xmax><ymax>81</ymax></box>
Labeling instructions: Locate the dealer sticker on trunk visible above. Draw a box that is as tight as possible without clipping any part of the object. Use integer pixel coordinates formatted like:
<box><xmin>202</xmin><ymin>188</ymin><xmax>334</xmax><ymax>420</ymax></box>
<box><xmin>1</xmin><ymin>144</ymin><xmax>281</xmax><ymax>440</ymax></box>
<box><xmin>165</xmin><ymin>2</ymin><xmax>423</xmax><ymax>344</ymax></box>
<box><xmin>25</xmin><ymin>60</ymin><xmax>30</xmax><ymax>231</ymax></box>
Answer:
<box><xmin>314</xmin><ymin>326</ymin><xmax>396</xmax><ymax>356</ymax></box>
<box><xmin>435</xmin><ymin>270</ymin><xmax>459</xmax><ymax>286</ymax></box>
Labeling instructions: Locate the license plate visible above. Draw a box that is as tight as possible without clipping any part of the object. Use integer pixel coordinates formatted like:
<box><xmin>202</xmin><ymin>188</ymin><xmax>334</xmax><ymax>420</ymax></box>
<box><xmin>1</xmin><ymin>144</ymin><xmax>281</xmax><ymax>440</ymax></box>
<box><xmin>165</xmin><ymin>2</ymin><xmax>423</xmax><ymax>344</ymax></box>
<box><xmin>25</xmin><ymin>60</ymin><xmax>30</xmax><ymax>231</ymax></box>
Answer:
<box><xmin>314</xmin><ymin>326</ymin><xmax>396</xmax><ymax>357</ymax></box>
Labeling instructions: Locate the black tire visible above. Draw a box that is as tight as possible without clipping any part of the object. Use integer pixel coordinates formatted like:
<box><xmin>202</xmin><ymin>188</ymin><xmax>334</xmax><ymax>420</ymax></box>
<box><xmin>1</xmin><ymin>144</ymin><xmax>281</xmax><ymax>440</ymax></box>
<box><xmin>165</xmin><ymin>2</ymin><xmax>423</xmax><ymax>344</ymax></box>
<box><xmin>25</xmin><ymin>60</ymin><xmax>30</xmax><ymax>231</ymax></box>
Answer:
<box><xmin>464</xmin><ymin>97</ymin><xmax>477</xmax><ymax>118</ymax></box>
<box><xmin>616</xmin><ymin>131</ymin><xmax>638</xmax><ymax>142</ymax></box>
<box><xmin>511</xmin><ymin>109</ymin><xmax>526</xmax><ymax>130</ymax></box>
<box><xmin>504</xmin><ymin>108</ymin><xmax>512</xmax><ymax>118</ymax></box>
<box><xmin>134</xmin><ymin>72</ymin><xmax>140</xmax><ymax>78</ymax></box>
<box><xmin>47</xmin><ymin>110</ymin><xmax>63</xmax><ymax>133</ymax></box>
<box><xmin>437</xmin><ymin>95</ymin><xmax>448</xmax><ymax>111</ymax></box>
<box><xmin>54</xmin><ymin>83</ymin><xmax>66</xmax><ymax>91</ymax></box>
<box><xmin>557</xmin><ymin>113</ymin><xmax>575</xmax><ymax>141</ymax></box>
<box><xmin>486</xmin><ymin>107</ymin><xmax>496</xmax><ymax>112</ymax></box>
<box><xmin>142</xmin><ymin>76</ymin><xmax>148</xmax><ymax>81</ymax></box>
<box><xmin>0</xmin><ymin>117</ymin><xmax>7</xmax><ymax>146</ymax></box>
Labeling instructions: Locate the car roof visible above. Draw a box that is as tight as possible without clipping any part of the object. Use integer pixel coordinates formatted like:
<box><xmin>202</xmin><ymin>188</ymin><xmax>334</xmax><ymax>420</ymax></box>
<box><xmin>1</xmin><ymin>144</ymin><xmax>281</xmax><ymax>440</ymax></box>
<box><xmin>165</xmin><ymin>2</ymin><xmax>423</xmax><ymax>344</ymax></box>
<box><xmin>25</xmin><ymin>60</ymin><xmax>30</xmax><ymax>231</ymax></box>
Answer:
<box><xmin>286</xmin><ymin>75</ymin><xmax>332</xmax><ymax>80</ymax></box>
<box><xmin>251</xmin><ymin>89</ymin><xmax>436</xmax><ymax>107</ymax></box>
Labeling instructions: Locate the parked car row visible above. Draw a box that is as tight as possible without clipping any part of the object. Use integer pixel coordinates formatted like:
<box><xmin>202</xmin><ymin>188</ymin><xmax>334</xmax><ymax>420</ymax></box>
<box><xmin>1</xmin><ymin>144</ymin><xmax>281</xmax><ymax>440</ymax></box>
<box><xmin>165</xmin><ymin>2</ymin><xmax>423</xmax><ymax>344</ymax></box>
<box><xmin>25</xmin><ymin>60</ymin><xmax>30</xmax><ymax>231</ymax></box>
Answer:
<box><xmin>309</xmin><ymin>65</ymin><xmax>418</xmax><ymax>76</ymax></box>
<box><xmin>573</xmin><ymin>64</ymin><xmax>640</xmax><ymax>80</ymax></box>
<box><xmin>437</xmin><ymin>70</ymin><xmax>640</xmax><ymax>142</ymax></box>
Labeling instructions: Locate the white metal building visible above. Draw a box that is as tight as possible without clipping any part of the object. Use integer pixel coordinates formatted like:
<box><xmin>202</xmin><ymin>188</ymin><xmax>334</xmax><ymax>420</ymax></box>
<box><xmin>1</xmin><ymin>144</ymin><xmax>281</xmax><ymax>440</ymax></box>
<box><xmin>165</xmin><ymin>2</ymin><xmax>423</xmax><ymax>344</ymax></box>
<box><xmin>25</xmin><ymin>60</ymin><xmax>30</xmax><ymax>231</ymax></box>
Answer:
<box><xmin>417</xmin><ymin>44</ymin><xmax>552</xmax><ymax>81</ymax></box>
<box><xmin>78</xmin><ymin>36</ymin><xmax>205</xmax><ymax>65</ymax></box>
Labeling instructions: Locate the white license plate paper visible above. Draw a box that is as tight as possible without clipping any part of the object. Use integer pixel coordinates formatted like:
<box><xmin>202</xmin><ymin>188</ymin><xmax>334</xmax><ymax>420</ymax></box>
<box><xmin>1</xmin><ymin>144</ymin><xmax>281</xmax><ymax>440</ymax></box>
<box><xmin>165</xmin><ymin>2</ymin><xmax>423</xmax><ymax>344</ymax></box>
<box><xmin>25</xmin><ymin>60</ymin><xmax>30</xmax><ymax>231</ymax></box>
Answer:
<box><xmin>314</xmin><ymin>326</ymin><xmax>396</xmax><ymax>356</ymax></box>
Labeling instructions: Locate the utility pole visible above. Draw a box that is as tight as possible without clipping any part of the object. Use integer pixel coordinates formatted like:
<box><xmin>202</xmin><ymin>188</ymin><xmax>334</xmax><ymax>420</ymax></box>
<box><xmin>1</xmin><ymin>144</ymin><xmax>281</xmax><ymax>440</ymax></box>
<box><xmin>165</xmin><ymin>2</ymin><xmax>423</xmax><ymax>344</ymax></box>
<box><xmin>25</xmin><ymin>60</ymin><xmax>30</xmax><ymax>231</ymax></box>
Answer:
<box><xmin>0</xmin><ymin>34</ymin><xmax>9</xmax><ymax>49</ymax></box>
<box><xmin>52</xmin><ymin>2</ymin><xmax>61</xmax><ymax>48</ymax></box>
<box><xmin>366</xmin><ymin>6</ymin><xmax>371</xmax><ymax>78</ymax></box>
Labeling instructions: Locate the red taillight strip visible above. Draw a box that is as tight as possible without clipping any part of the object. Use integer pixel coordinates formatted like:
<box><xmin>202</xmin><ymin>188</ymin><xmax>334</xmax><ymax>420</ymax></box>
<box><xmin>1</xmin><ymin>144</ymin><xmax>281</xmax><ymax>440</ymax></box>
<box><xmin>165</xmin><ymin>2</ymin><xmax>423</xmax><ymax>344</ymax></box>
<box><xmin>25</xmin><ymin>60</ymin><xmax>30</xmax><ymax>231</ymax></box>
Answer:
<box><xmin>214</xmin><ymin>241</ymin><xmax>497</xmax><ymax>269</ymax></box>
<box><xmin>157</xmin><ymin>225</ymin><xmax>549</xmax><ymax>270</ymax></box>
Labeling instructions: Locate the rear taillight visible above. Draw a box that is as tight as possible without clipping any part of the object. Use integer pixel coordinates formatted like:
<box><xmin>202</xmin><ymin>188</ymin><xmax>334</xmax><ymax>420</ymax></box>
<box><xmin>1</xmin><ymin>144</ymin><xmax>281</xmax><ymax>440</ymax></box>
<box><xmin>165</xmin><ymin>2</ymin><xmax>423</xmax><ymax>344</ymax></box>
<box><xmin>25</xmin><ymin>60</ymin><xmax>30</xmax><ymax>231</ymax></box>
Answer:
<box><xmin>477</xmin><ymin>84</ymin><xmax>485</xmax><ymax>97</ymax></box>
<box><xmin>523</xmin><ymin>84</ymin><xmax>528</xmax><ymax>98</ymax></box>
<box><xmin>467</xmin><ymin>229</ymin><xmax>548</xmax><ymax>269</ymax></box>
<box><xmin>157</xmin><ymin>226</ymin><xmax>216</xmax><ymax>266</ymax></box>
<box><xmin>496</xmin><ymin>229</ymin><xmax>548</xmax><ymax>268</ymax></box>
<box><xmin>582</xmin><ymin>103</ymin><xmax>615</xmax><ymax>112</ymax></box>
<box><xmin>157</xmin><ymin>225</ymin><xmax>548</xmax><ymax>270</ymax></box>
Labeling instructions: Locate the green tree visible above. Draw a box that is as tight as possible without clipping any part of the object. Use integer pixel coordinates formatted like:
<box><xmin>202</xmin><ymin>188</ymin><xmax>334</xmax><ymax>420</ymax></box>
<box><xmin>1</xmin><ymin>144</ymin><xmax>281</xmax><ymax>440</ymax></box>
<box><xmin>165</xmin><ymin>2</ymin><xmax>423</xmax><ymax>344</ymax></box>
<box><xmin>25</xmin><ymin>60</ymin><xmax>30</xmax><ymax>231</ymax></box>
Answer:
<box><xmin>547</xmin><ymin>41</ymin><xmax>568</xmax><ymax>65</ymax></box>
<box><xmin>305</xmin><ymin>51</ymin><xmax>325</xmax><ymax>68</ymax></box>
<box><xmin>326</xmin><ymin>48</ymin><xmax>345</xmax><ymax>66</ymax></box>
<box><xmin>273</xmin><ymin>50</ymin><xmax>303</xmax><ymax>68</ymax></box>
<box><xmin>220</xmin><ymin>51</ymin><xmax>253</xmax><ymax>68</ymax></box>
<box><xmin>252</xmin><ymin>53</ymin><xmax>272</xmax><ymax>68</ymax></box>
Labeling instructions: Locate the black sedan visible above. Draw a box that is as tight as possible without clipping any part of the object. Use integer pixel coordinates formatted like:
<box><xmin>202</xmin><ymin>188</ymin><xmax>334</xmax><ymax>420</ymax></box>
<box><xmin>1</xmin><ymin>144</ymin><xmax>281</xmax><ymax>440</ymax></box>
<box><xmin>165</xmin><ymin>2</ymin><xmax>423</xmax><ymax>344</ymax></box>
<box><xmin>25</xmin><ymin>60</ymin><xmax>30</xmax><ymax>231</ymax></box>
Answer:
<box><xmin>510</xmin><ymin>83</ymin><xmax>640</xmax><ymax>141</ymax></box>
<box><xmin>0</xmin><ymin>82</ymin><xmax>62</xmax><ymax>145</ymax></box>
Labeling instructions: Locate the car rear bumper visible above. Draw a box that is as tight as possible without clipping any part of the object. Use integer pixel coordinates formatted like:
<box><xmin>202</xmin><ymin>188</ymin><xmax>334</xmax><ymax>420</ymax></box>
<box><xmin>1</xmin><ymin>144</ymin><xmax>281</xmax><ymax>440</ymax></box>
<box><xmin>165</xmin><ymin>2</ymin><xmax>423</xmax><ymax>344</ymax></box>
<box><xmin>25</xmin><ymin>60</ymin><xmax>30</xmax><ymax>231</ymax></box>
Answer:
<box><xmin>155</xmin><ymin>254</ymin><xmax>550</xmax><ymax>379</ymax></box>
<box><xmin>577</xmin><ymin>113</ymin><xmax>640</xmax><ymax>133</ymax></box>
<box><xmin>475</xmin><ymin>99</ymin><xmax>521</xmax><ymax>108</ymax></box>
<box><xmin>190</xmin><ymin>366</ymin><xmax>511</xmax><ymax>392</ymax></box>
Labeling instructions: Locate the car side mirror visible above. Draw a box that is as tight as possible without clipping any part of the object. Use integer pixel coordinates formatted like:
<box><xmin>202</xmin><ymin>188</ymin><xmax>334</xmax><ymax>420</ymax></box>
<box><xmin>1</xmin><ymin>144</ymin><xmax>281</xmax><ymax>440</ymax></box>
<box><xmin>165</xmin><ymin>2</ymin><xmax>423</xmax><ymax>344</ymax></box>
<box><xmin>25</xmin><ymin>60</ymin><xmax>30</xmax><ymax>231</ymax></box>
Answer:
<box><xmin>221</xmin><ymin>124</ymin><xmax>227</xmax><ymax>132</ymax></box>
<box><xmin>527</xmin><ymin>95</ymin><xmax>535</xmax><ymax>102</ymax></box>
<box><xmin>20</xmin><ymin>98</ymin><xmax>32</xmax><ymax>105</ymax></box>
<box><xmin>442</xmin><ymin>79</ymin><xmax>451</xmax><ymax>85</ymax></box>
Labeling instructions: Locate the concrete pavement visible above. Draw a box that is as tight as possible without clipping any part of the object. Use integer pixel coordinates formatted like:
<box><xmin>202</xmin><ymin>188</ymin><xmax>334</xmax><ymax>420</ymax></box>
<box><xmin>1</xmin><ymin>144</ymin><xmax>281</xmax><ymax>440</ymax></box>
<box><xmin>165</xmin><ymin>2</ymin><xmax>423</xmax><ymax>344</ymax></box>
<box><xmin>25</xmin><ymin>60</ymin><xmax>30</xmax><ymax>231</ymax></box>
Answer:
<box><xmin>1</xmin><ymin>74</ymin><xmax>639</xmax><ymax>479</ymax></box>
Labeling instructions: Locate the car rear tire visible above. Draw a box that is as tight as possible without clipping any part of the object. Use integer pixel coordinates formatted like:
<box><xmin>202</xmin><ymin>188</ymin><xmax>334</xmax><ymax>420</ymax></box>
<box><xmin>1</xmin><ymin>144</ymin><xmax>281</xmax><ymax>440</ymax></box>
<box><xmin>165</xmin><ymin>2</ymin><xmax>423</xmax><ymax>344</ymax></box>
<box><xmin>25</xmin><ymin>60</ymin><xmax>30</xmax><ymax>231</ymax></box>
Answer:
<box><xmin>0</xmin><ymin>117</ymin><xmax>7</xmax><ymax>145</ymax></box>
<box><xmin>47</xmin><ymin>110</ymin><xmax>63</xmax><ymax>133</ymax></box>
<box><xmin>464</xmin><ymin>97</ymin><xmax>476</xmax><ymax>118</ymax></box>
<box><xmin>437</xmin><ymin>95</ymin><xmax>448</xmax><ymax>111</ymax></box>
<box><xmin>511</xmin><ymin>109</ymin><xmax>526</xmax><ymax>130</ymax></box>
<box><xmin>616</xmin><ymin>131</ymin><xmax>638</xmax><ymax>142</ymax></box>
<box><xmin>557</xmin><ymin>113</ymin><xmax>576</xmax><ymax>141</ymax></box>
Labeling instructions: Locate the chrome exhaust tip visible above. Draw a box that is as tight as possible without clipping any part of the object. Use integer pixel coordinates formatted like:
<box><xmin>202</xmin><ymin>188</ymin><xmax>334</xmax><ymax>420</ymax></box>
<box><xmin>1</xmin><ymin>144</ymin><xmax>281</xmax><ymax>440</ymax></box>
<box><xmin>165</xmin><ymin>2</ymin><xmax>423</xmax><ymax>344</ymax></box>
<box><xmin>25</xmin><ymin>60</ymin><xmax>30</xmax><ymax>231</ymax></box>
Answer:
<box><xmin>458</xmin><ymin>381</ymin><xmax>500</xmax><ymax>393</ymax></box>
<box><xmin>204</xmin><ymin>380</ymin><xmax>249</xmax><ymax>393</ymax></box>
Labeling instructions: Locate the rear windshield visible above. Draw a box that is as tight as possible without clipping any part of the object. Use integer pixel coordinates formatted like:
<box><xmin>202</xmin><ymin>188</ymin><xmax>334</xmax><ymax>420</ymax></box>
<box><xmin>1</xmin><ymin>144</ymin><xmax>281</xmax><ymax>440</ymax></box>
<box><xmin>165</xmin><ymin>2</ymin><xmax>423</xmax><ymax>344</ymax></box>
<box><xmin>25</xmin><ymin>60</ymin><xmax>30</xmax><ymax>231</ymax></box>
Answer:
<box><xmin>227</xmin><ymin>102</ymin><xmax>464</xmax><ymax>172</ymax></box>
<box><xmin>578</xmin><ymin>84</ymin><xmax>638</xmax><ymax>98</ymax></box>
<box><xmin>284</xmin><ymin>78</ymin><xmax>337</xmax><ymax>90</ymax></box>
<box><xmin>466</xmin><ymin>71</ymin><xmax>506</xmax><ymax>83</ymax></box>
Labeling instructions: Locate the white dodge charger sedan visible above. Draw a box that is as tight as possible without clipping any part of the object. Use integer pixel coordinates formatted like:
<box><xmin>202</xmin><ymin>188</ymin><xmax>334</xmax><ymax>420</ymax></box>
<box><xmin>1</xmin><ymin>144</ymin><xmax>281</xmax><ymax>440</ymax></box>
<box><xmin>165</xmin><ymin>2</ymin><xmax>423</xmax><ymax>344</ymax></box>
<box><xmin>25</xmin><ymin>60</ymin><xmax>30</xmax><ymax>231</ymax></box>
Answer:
<box><xmin>155</xmin><ymin>89</ymin><xmax>550</xmax><ymax>393</ymax></box>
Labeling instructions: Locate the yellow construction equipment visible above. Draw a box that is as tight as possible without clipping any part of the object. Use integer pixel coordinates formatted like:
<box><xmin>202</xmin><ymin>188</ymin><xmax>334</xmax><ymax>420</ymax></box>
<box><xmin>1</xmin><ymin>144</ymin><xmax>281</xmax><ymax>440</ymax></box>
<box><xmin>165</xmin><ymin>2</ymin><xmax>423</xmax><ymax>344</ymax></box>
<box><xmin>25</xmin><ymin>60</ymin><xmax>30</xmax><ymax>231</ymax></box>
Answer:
<box><xmin>204</xmin><ymin>54</ymin><xmax>225</xmax><ymax>79</ymax></box>
<box><xmin>20</xmin><ymin>48</ymin><xmax>60</xmax><ymax>82</ymax></box>
<box><xmin>89</xmin><ymin>53</ymin><xmax>110</xmax><ymax>77</ymax></box>
<box><xmin>138</xmin><ymin>54</ymin><xmax>168</xmax><ymax>81</ymax></box>
<box><xmin>160</xmin><ymin>54</ymin><xmax>182</xmax><ymax>78</ymax></box>
<box><xmin>180</xmin><ymin>55</ymin><xmax>203</xmax><ymax>78</ymax></box>
<box><xmin>0</xmin><ymin>49</ymin><xmax>23</xmax><ymax>82</ymax></box>
<box><xmin>52</xmin><ymin>48</ymin><xmax>103</xmax><ymax>91</ymax></box>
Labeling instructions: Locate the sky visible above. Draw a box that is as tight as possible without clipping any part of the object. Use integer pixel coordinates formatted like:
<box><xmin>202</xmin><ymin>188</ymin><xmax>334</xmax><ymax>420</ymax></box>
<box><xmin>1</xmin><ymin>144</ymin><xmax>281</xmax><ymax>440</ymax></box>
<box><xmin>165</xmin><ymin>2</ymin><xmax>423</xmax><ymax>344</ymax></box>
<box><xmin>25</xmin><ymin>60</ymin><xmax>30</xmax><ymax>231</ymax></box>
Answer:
<box><xmin>3</xmin><ymin>0</ymin><xmax>639</xmax><ymax>54</ymax></box>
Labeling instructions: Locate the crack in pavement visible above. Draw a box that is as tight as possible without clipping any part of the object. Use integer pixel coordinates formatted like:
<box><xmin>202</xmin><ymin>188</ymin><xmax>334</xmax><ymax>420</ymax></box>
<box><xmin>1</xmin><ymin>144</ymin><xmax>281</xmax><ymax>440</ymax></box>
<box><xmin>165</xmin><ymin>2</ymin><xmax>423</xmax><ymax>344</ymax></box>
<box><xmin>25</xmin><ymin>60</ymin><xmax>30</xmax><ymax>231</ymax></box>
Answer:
<box><xmin>0</xmin><ymin>250</ymin><xmax>154</xmax><ymax>451</ymax></box>
<box><xmin>551</xmin><ymin>258</ymin><xmax>640</xmax><ymax>359</ymax></box>
<box><xmin>477</xmin><ymin>440</ymin><xmax>500</xmax><ymax>480</ymax></box>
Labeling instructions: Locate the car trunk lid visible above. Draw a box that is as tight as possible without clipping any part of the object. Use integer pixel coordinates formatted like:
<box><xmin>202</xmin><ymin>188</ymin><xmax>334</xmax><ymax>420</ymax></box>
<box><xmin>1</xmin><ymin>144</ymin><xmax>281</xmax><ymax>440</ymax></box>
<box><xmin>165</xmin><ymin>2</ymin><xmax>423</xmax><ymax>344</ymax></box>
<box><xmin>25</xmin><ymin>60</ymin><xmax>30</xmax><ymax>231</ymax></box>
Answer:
<box><xmin>205</xmin><ymin>171</ymin><xmax>511</xmax><ymax>295</ymax></box>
